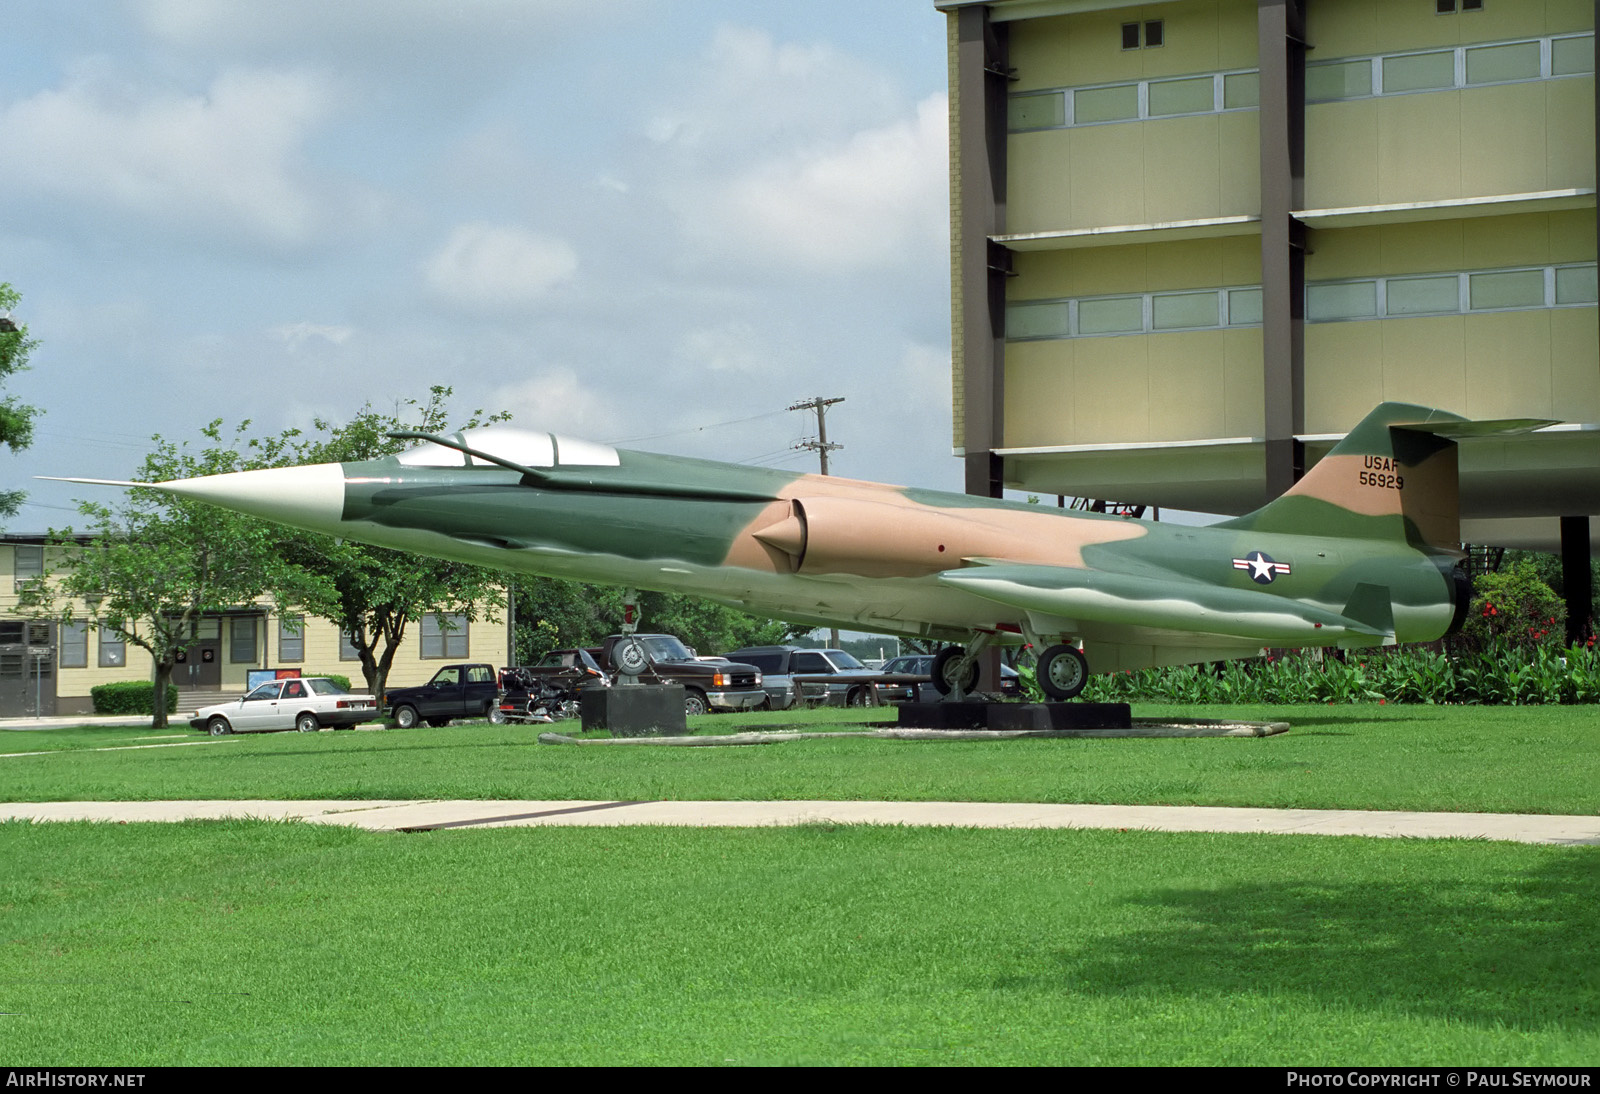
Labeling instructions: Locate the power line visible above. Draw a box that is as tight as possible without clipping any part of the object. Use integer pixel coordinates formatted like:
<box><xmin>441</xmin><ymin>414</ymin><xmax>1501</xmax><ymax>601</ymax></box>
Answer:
<box><xmin>605</xmin><ymin>407</ymin><xmax>789</xmax><ymax>446</ymax></box>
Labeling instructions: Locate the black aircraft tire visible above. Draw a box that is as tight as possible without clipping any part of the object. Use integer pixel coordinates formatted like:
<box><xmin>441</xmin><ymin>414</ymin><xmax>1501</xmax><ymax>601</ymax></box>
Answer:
<box><xmin>930</xmin><ymin>645</ymin><xmax>979</xmax><ymax>696</ymax></box>
<box><xmin>1038</xmin><ymin>644</ymin><xmax>1089</xmax><ymax>700</ymax></box>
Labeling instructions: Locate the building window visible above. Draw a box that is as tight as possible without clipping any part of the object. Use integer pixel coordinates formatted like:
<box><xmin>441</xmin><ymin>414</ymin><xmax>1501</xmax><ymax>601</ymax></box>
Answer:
<box><xmin>1074</xmin><ymin>84</ymin><xmax>1139</xmax><ymax>125</ymax></box>
<box><xmin>340</xmin><ymin>630</ymin><xmax>360</xmax><ymax>662</ymax></box>
<box><xmin>1010</xmin><ymin>66</ymin><xmax>1259</xmax><ymax>132</ymax></box>
<box><xmin>278</xmin><ymin>616</ymin><xmax>304</xmax><ymax>663</ymax></box>
<box><xmin>1151</xmin><ymin>291</ymin><xmax>1221</xmax><ymax>331</ymax></box>
<box><xmin>1122</xmin><ymin>20</ymin><xmax>1162</xmax><ymax>50</ymax></box>
<box><xmin>1226</xmin><ymin>288</ymin><xmax>1263</xmax><ymax>326</ymax></box>
<box><xmin>1437</xmin><ymin>0</ymin><xmax>1484</xmax><ymax>12</ymax></box>
<box><xmin>1469</xmin><ymin>269</ymin><xmax>1544</xmax><ymax>311</ymax></box>
<box><xmin>1077</xmin><ymin>296</ymin><xmax>1144</xmax><ymax>335</ymax></box>
<box><xmin>13</xmin><ymin>545</ymin><xmax>42</xmax><ymax>586</ymax></box>
<box><xmin>1386</xmin><ymin>275</ymin><xmax>1460</xmax><ymax>316</ymax></box>
<box><xmin>421</xmin><ymin>612</ymin><xmax>468</xmax><ymax>659</ymax></box>
<box><xmin>1302</xmin><ymin>262</ymin><xmax>1597</xmax><ymax>323</ymax></box>
<box><xmin>1555</xmin><ymin>265</ymin><xmax>1599</xmax><ymax>305</ymax></box>
<box><xmin>1007</xmin><ymin>284</ymin><xmax>1265</xmax><ymax>341</ymax></box>
<box><xmin>1382</xmin><ymin>50</ymin><xmax>1455</xmax><ymax>93</ymax></box>
<box><xmin>229</xmin><ymin>617</ymin><xmax>257</xmax><ymax>663</ymax></box>
<box><xmin>1148</xmin><ymin>76</ymin><xmax>1214</xmax><ymax>118</ymax></box>
<box><xmin>99</xmin><ymin>634</ymin><xmax>126</xmax><ymax>668</ymax></box>
<box><xmin>1308</xmin><ymin>32</ymin><xmax>1590</xmax><ymax>103</ymax></box>
<box><xmin>60</xmin><ymin>621</ymin><xmax>87</xmax><ymax>669</ymax></box>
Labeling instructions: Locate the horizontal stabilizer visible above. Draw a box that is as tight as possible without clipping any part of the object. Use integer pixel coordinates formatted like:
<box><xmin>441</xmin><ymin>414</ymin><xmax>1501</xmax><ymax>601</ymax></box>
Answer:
<box><xmin>1399</xmin><ymin>417</ymin><xmax>1558</xmax><ymax>439</ymax></box>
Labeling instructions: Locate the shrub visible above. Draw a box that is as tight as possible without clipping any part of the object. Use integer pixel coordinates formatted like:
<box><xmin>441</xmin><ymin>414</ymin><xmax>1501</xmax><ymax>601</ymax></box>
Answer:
<box><xmin>1073</xmin><ymin>642</ymin><xmax>1600</xmax><ymax>706</ymax></box>
<box><xmin>90</xmin><ymin>680</ymin><xmax>179</xmax><ymax>715</ymax></box>
<box><xmin>1462</xmin><ymin>560</ymin><xmax>1565</xmax><ymax>652</ymax></box>
<box><xmin>310</xmin><ymin>673</ymin><xmax>353</xmax><ymax>692</ymax></box>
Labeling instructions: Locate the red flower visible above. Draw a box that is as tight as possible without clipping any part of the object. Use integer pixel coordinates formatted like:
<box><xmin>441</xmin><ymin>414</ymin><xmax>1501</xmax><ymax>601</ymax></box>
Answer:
<box><xmin>1378</xmin><ymin>698</ymin><xmax>1387</xmax><ymax>705</ymax></box>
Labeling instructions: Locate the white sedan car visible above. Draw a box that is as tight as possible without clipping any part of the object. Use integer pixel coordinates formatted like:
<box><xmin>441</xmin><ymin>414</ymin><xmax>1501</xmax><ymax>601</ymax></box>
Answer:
<box><xmin>191</xmin><ymin>677</ymin><xmax>379</xmax><ymax>735</ymax></box>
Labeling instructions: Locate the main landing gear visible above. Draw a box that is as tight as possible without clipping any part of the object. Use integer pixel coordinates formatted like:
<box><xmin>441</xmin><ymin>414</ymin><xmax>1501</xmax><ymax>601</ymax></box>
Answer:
<box><xmin>928</xmin><ymin>631</ymin><xmax>1090</xmax><ymax>701</ymax></box>
<box><xmin>1034</xmin><ymin>644</ymin><xmax>1088</xmax><ymax>701</ymax></box>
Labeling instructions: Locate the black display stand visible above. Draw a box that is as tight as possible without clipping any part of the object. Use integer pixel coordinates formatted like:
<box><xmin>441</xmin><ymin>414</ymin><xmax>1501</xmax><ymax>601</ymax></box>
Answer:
<box><xmin>581</xmin><ymin>686</ymin><xmax>688</xmax><ymax>737</ymax></box>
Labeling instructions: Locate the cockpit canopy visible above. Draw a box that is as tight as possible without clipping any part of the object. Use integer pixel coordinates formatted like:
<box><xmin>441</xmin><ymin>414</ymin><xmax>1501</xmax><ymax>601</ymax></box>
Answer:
<box><xmin>396</xmin><ymin>426</ymin><xmax>619</xmax><ymax>469</ymax></box>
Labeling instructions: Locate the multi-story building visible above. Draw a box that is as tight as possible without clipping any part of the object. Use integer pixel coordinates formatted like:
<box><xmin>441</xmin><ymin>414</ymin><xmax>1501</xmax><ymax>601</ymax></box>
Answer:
<box><xmin>938</xmin><ymin>0</ymin><xmax>1596</xmax><ymax>633</ymax></box>
<box><xmin>0</xmin><ymin>536</ymin><xmax>509</xmax><ymax>717</ymax></box>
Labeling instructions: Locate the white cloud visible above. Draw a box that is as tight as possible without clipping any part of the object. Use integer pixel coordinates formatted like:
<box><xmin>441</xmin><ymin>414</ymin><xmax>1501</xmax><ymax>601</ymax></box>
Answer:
<box><xmin>710</xmin><ymin>93</ymin><xmax>949</xmax><ymax>270</ymax></box>
<box><xmin>269</xmin><ymin>322</ymin><xmax>354</xmax><ymax>351</ymax></box>
<box><xmin>491</xmin><ymin>368</ymin><xmax>619</xmax><ymax>440</ymax></box>
<box><xmin>136</xmin><ymin>0</ymin><xmax>622</xmax><ymax>51</ymax></box>
<box><xmin>645</xmin><ymin>25</ymin><xmax>903</xmax><ymax>157</ymax></box>
<box><xmin>674</xmin><ymin>322</ymin><xmax>773</xmax><ymax>375</ymax></box>
<box><xmin>0</xmin><ymin>66</ymin><xmax>338</xmax><ymax>250</ymax></box>
<box><xmin>423</xmin><ymin>222</ymin><xmax>577</xmax><ymax>313</ymax></box>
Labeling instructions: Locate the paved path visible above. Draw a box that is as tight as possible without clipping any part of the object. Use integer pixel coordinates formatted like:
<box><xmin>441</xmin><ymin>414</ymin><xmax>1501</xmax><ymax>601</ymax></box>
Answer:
<box><xmin>2</xmin><ymin>799</ymin><xmax>1596</xmax><ymax>845</ymax></box>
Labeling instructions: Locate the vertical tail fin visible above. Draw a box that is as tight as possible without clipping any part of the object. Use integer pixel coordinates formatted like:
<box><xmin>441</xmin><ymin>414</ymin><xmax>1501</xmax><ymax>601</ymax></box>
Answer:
<box><xmin>1220</xmin><ymin>402</ymin><xmax>1468</xmax><ymax>547</ymax></box>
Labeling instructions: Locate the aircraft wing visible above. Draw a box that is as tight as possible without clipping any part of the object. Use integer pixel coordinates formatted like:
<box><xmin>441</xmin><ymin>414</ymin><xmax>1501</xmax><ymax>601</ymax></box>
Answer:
<box><xmin>938</xmin><ymin>560</ymin><xmax>1390</xmax><ymax>646</ymax></box>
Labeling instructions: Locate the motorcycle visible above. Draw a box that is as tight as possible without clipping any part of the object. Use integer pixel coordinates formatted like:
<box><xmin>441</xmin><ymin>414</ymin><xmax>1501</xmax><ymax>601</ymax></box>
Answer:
<box><xmin>493</xmin><ymin>668</ymin><xmax>584</xmax><ymax>725</ymax></box>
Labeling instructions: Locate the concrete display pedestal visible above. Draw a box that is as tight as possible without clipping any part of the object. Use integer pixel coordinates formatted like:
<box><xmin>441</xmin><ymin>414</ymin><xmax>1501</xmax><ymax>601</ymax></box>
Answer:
<box><xmin>898</xmin><ymin>701</ymin><xmax>1132</xmax><ymax>731</ymax></box>
<box><xmin>581</xmin><ymin>686</ymin><xmax>687</xmax><ymax>737</ymax></box>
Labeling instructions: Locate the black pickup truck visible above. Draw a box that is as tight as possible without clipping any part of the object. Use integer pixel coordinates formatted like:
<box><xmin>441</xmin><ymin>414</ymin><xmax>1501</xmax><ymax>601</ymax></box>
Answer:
<box><xmin>385</xmin><ymin>663</ymin><xmax>500</xmax><ymax>728</ymax></box>
<box><xmin>598</xmin><ymin>634</ymin><xmax>769</xmax><ymax>716</ymax></box>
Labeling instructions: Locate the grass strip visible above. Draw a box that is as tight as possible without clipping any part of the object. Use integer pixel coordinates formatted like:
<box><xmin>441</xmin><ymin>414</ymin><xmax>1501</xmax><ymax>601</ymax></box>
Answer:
<box><xmin>2</xmin><ymin>820</ymin><xmax>1595</xmax><ymax>1066</ymax></box>
<box><xmin>2</xmin><ymin>704</ymin><xmax>1596</xmax><ymax>815</ymax></box>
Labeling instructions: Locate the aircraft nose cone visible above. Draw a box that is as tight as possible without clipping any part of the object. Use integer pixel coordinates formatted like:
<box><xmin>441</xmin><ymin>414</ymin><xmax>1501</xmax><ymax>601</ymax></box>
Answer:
<box><xmin>155</xmin><ymin>463</ymin><xmax>347</xmax><ymax>535</ymax></box>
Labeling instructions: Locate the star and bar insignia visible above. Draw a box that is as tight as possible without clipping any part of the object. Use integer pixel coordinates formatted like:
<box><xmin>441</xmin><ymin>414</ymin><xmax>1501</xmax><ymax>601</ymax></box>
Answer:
<box><xmin>1232</xmin><ymin>550</ymin><xmax>1290</xmax><ymax>584</ymax></box>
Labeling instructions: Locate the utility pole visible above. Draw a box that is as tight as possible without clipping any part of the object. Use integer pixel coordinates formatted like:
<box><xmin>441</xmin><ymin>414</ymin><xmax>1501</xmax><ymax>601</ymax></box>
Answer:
<box><xmin>789</xmin><ymin>396</ymin><xmax>844</xmax><ymax>475</ymax></box>
<box><xmin>790</xmin><ymin>396</ymin><xmax>845</xmax><ymax>649</ymax></box>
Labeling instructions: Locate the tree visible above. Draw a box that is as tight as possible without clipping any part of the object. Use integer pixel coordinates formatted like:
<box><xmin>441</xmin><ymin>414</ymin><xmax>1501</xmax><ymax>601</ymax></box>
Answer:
<box><xmin>512</xmin><ymin>577</ymin><xmax>808</xmax><ymax>662</ymax></box>
<box><xmin>0</xmin><ymin>283</ymin><xmax>42</xmax><ymax>520</ymax></box>
<box><xmin>18</xmin><ymin>423</ymin><xmax>293</xmax><ymax>728</ymax></box>
<box><xmin>268</xmin><ymin>387</ymin><xmax>507</xmax><ymax>705</ymax></box>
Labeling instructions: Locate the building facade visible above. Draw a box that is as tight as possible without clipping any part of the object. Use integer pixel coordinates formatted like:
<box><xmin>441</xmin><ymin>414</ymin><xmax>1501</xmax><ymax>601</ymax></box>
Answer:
<box><xmin>0</xmin><ymin>537</ymin><xmax>509</xmax><ymax>717</ymax></box>
<box><xmin>939</xmin><ymin>0</ymin><xmax>1597</xmax><ymax>627</ymax></box>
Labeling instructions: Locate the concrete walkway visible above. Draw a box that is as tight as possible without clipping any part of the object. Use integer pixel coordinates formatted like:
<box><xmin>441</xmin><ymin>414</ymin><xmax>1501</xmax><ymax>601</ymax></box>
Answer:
<box><xmin>1</xmin><ymin>799</ymin><xmax>1596</xmax><ymax>845</ymax></box>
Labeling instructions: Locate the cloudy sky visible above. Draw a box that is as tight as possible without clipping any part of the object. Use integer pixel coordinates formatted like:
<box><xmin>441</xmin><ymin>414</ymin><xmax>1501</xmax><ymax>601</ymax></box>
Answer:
<box><xmin>1</xmin><ymin>0</ymin><xmax>955</xmax><ymax>527</ymax></box>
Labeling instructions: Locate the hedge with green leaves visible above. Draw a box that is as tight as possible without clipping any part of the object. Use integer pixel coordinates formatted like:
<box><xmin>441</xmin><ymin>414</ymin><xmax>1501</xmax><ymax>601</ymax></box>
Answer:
<box><xmin>90</xmin><ymin>681</ymin><xmax>180</xmax><ymax>715</ymax></box>
<box><xmin>1051</xmin><ymin>640</ymin><xmax>1600</xmax><ymax>706</ymax></box>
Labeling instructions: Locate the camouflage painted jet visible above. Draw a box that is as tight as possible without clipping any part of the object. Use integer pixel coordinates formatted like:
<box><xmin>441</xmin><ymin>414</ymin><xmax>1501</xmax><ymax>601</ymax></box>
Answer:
<box><xmin>60</xmin><ymin>401</ymin><xmax>1506</xmax><ymax>700</ymax></box>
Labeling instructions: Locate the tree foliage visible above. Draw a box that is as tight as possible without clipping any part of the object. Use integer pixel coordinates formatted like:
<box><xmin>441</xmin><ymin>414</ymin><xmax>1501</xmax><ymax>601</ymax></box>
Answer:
<box><xmin>0</xmin><ymin>282</ymin><xmax>42</xmax><ymax>520</ymax></box>
<box><xmin>17</xmin><ymin>422</ymin><xmax>294</xmax><ymax>727</ymax></box>
<box><xmin>512</xmin><ymin>577</ymin><xmax>807</xmax><ymax>662</ymax></box>
<box><xmin>264</xmin><ymin>386</ymin><xmax>509</xmax><ymax>705</ymax></box>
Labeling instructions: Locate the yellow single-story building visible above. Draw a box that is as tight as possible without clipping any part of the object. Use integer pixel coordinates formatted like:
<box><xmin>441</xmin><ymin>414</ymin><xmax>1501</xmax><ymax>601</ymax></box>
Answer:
<box><xmin>0</xmin><ymin>536</ymin><xmax>510</xmax><ymax>717</ymax></box>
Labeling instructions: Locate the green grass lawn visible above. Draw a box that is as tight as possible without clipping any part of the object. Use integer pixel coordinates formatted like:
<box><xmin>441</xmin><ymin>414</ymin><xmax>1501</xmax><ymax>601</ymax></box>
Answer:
<box><xmin>3</xmin><ymin>704</ymin><xmax>1597</xmax><ymax>815</ymax></box>
<box><xmin>3</xmin><ymin>820</ymin><xmax>1595</xmax><ymax>1066</ymax></box>
<box><xmin>5</xmin><ymin>704</ymin><xmax>1596</xmax><ymax>1065</ymax></box>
